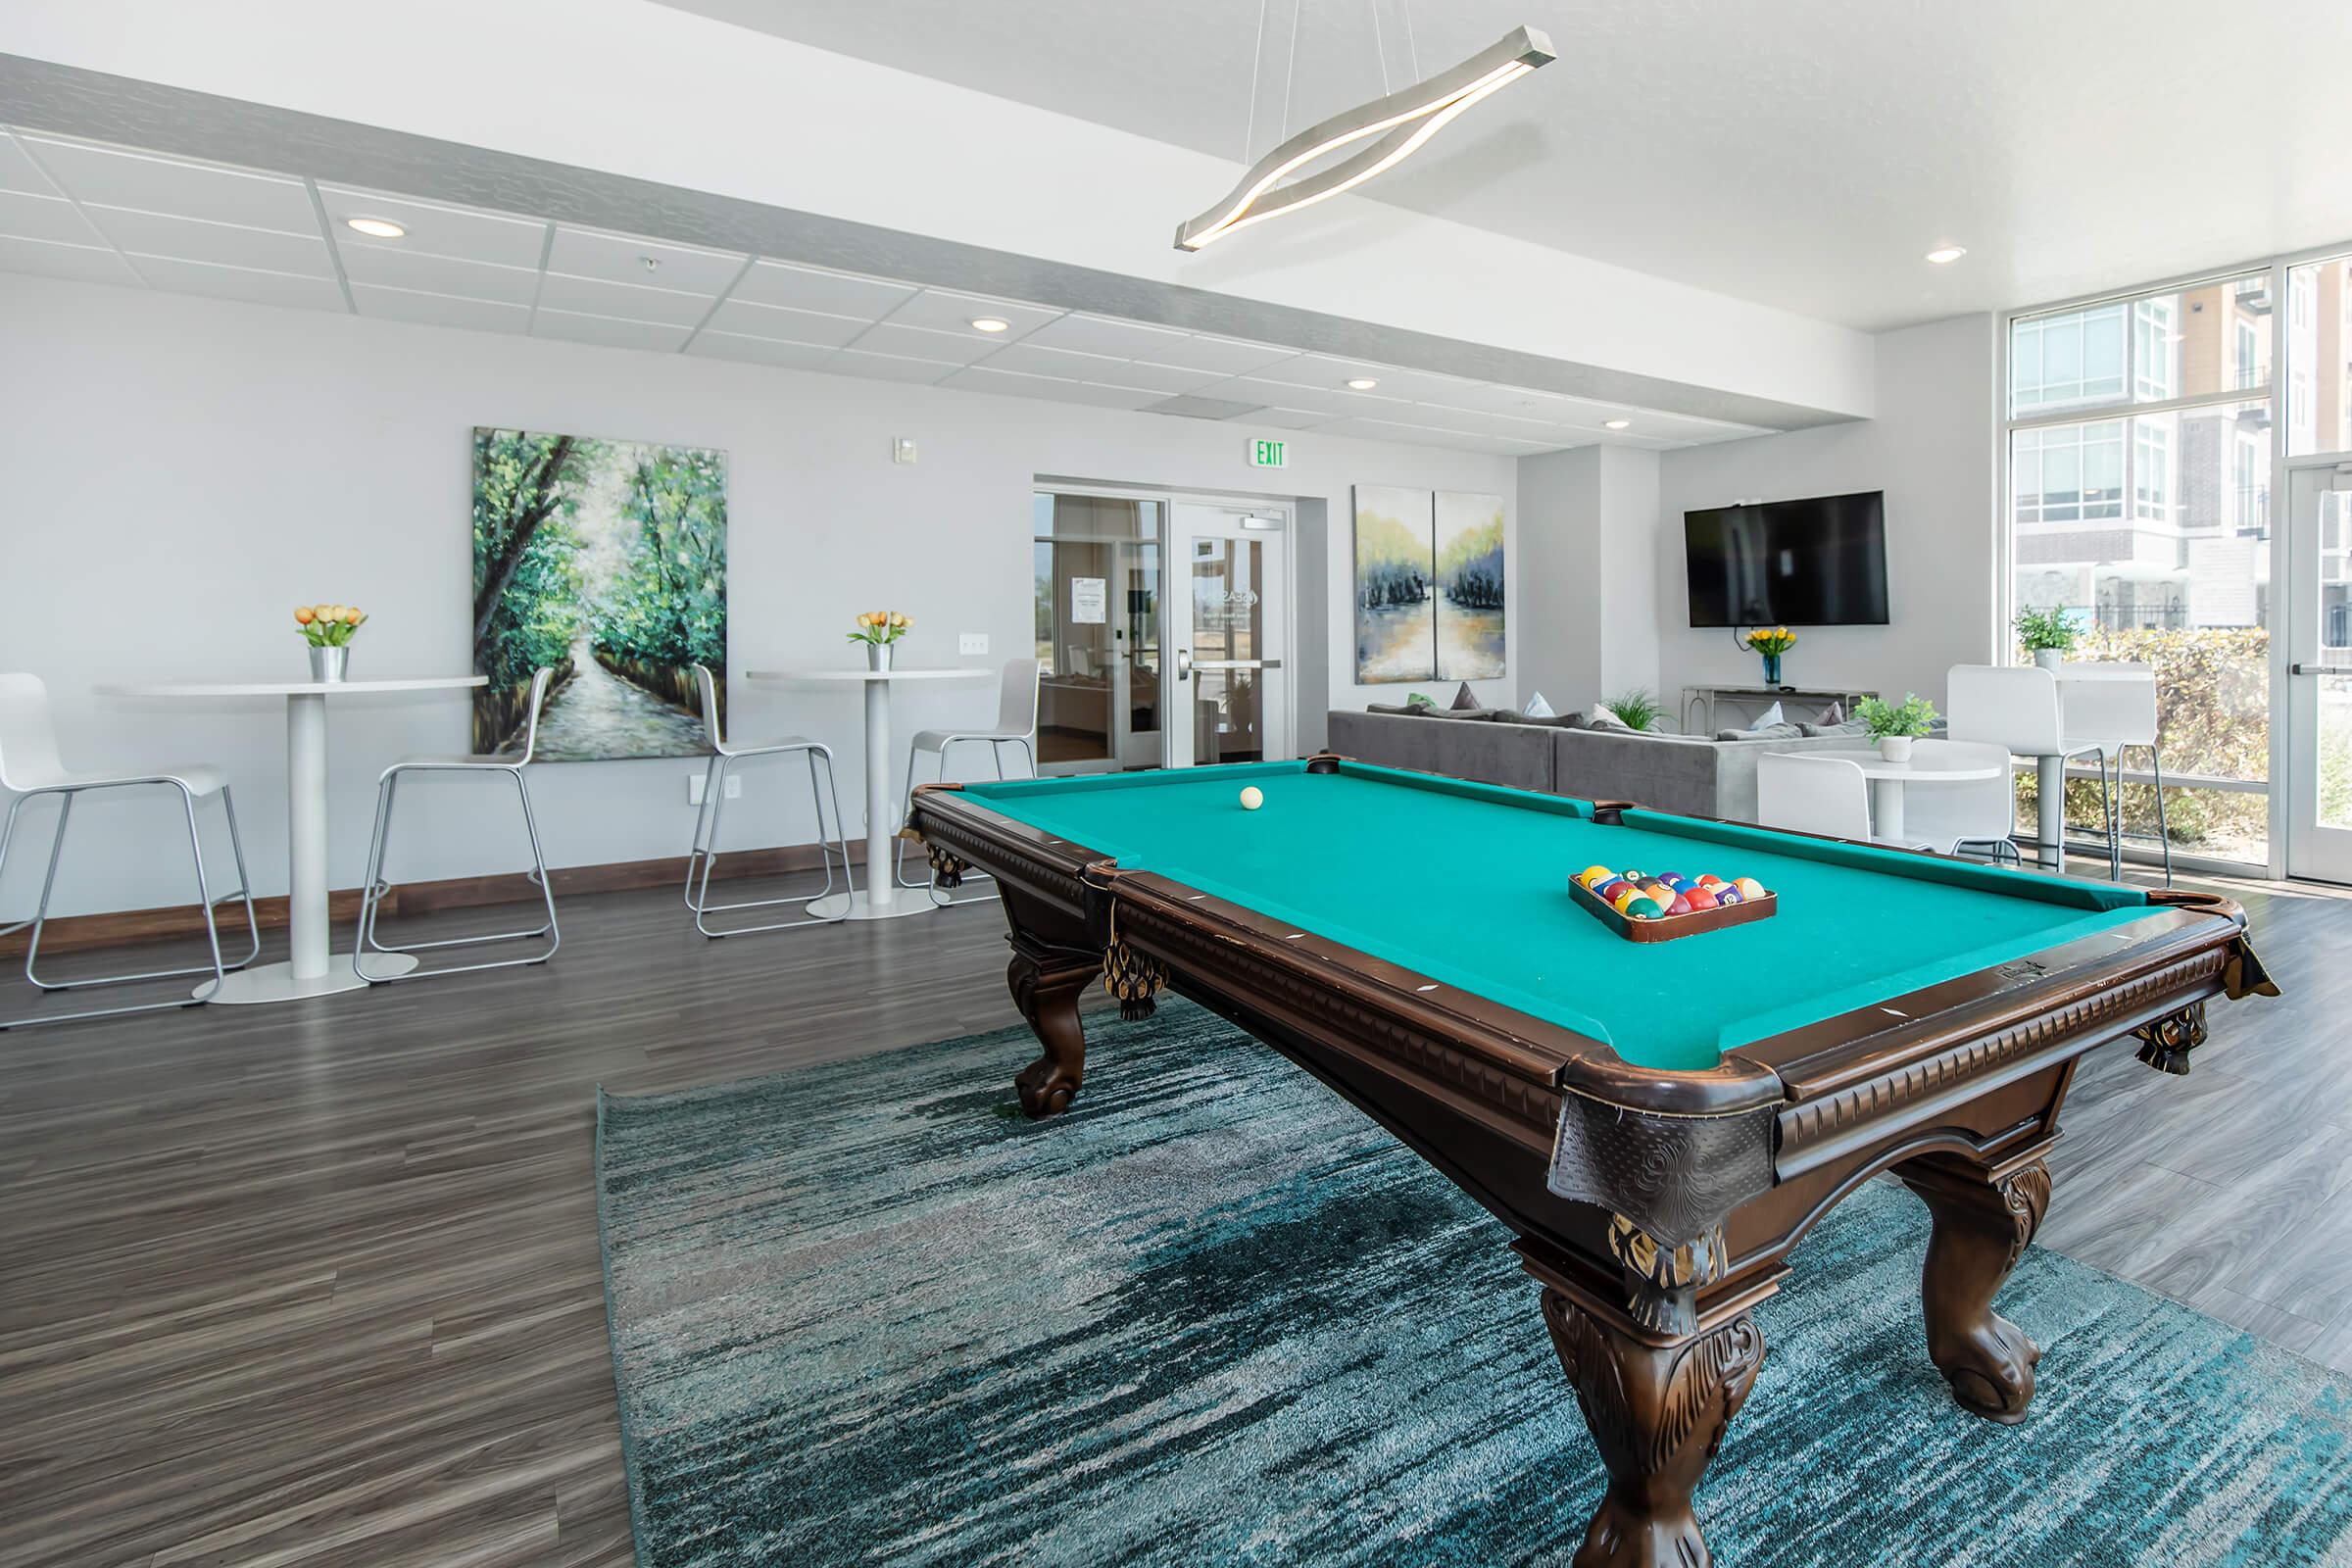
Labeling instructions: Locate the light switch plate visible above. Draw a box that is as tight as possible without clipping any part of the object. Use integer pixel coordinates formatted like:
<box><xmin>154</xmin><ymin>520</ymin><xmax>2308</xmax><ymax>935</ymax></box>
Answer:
<box><xmin>892</xmin><ymin>436</ymin><xmax>917</xmax><ymax>465</ymax></box>
<box><xmin>958</xmin><ymin>632</ymin><xmax>990</xmax><ymax>655</ymax></box>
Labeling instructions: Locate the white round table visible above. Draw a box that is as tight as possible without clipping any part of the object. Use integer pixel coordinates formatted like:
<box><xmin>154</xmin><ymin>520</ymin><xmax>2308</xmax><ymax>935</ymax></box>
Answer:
<box><xmin>745</xmin><ymin>667</ymin><xmax>991</xmax><ymax>921</ymax></box>
<box><xmin>96</xmin><ymin>676</ymin><xmax>486</xmax><ymax>1002</ymax></box>
<box><xmin>1809</xmin><ymin>748</ymin><xmax>2007</xmax><ymax>841</ymax></box>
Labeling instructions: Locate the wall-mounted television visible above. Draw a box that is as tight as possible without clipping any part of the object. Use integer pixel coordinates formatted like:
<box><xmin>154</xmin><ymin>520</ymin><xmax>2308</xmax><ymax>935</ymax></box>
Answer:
<box><xmin>1684</xmin><ymin>490</ymin><xmax>1888</xmax><ymax>626</ymax></box>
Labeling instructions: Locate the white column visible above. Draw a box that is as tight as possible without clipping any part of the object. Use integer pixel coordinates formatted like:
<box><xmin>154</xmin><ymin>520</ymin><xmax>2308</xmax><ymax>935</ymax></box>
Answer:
<box><xmin>862</xmin><ymin>675</ymin><xmax>896</xmax><ymax>911</ymax></box>
<box><xmin>284</xmin><ymin>691</ymin><xmax>331</xmax><ymax>980</ymax></box>
<box><xmin>1873</xmin><ymin>777</ymin><xmax>1906</xmax><ymax>841</ymax></box>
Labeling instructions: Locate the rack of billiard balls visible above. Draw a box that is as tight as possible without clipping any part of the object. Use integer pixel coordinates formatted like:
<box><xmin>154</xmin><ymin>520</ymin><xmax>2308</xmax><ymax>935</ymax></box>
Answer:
<box><xmin>1567</xmin><ymin>864</ymin><xmax>1778</xmax><ymax>943</ymax></box>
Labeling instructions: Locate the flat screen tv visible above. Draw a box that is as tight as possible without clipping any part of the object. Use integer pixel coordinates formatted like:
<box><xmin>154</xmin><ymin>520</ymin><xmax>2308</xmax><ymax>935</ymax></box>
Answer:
<box><xmin>1684</xmin><ymin>490</ymin><xmax>1888</xmax><ymax>626</ymax></box>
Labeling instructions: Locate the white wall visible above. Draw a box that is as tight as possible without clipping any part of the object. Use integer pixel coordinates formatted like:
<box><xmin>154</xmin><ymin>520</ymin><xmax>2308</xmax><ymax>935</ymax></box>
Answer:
<box><xmin>0</xmin><ymin>274</ymin><xmax>1511</xmax><ymax>915</ymax></box>
<box><xmin>1653</xmin><ymin>314</ymin><xmax>2000</xmax><ymax>722</ymax></box>
<box><xmin>1517</xmin><ymin>444</ymin><xmax>1663</xmax><ymax>714</ymax></box>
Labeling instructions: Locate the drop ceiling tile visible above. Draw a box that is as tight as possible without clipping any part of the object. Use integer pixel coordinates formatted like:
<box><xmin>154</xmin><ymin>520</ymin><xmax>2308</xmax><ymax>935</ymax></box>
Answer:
<box><xmin>547</xmin><ymin>225</ymin><xmax>745</xmax><ymax>295</ymax></box>
<box><xmin>849</xmin><ymin>320</ymin><xmax>1006</xmax><ymax>366</ymax></box>
<box><xmin>881</xmin><ymin>288</ymin><xmax>1057</xmax><ymax>340</ymax></box>
<box><xmin>728</xmin><ymin>260</ymin><xmax>914</xmax><ymax>319</ymax></box>
<box><xmin>941</xmin><ymin>367</ymin><xmax>1158</xmax><ymax>410</ymax></box>
<box><xmin>1430</xmin><ymin>381</ymin><xmax>1619</xmax><ymax>420</ymax></box>
<box><xmin>1248</xmin><ymin>354</ymin><xmax>1473</xmax><ymax>404</ymax></box>
<box><xmin>0</xmin><ymin>133</ymin><xmax>56</xmax><ymax>196</ymax></box>
<box><xmin>0</xmin><ymin>233</ymin><xmax>142</xmax><ymax>286</ymax></box>
<box><xmin>829</xmin><ymin>347</ymin><xmax>961</xmax><ymax>384</ymax></box>
<box><xmin>337</xmin><ymin>243</ymin><xmax>539</xmax><ymax>304</ymax></box>
<box><xmin>685</xmin><ymin>331</ymin><xmax>840</xmax><ymax>370</ymax></box>
<box><xmin>0</xmin><ymin>189</ymin><xmax>103</xmax><ymax>246</ymax></box>
<box><xmin>318</xmin><ymin>185</ymin><xmax>548</xmax><ymax>268</ymax></box>
<box><xmin>1103</xmin><ymin>360</ymin><xmax>1226</xmax><ymax>395</ymax></box>
<box><xmin>83</xmin><ymin>206</ymin><xmax>332</xmax><ymax>277</ymax></box>
<box><xmin>537</xmin><ymin>270</ymin><xmax>713</xmax><ymax>326</ymax></box>
<box><xmin>1395</xmin><ymin>402</ymin><xmax>1564</xmax><ymax>440</ymax></box>
<box><xmin>1204</xmin><ymin>376</ymin><xmax>1348</xmax><ymax>416</ymax></box>
<box><xmin>971</xmin><ymin>341</ymin><xmax>1127</xmax><ymax>381</ymax></box>
<box><xmin>351</xmin><ymin>282</ymin><xmax>529</xmax><ymax>334</ymax></box>
<box><xmin>122</xmin><ymin>254</ymin><xmax>346</xmax><ymax>313</ymax></box>
<box><xmin>530</xmin><ymin>308</ymin><xmax>692</xmax><ymax>352</ymax></box>
<box><xmin>1022</xmin><ymin>314</ymin><xmax>1296</xmax><ymax>375</ymax></box>
<box><xmin>1322</xmin><ymin>416</ymin><xmax>1563</xmax><ymax>456</ymax></box>
<box><xmin>23</xmin><ymin>135</ymin><xmax>317</xmax><ymax>233</ymax></box>
<box><xmin>703</xmin><ymin>297</ymin><xmax>868</xmax><ymax>347</ymax></box>
<box><xmin>1246</xmin><ymin>407</ymin><xmax>1341</xmax><ymax>430</ymax></box>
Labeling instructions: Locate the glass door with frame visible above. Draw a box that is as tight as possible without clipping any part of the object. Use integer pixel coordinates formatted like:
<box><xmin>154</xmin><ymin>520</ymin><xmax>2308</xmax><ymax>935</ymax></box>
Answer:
<box><xmin>1164</xmin><ymin>503</ymin><xmax>1291</xmax><ymax>768</ymax></box>
<box><xmin>2285</xmin><ymin>463</ymin><xmax>2352</xmax><ymax>881</ymax></box>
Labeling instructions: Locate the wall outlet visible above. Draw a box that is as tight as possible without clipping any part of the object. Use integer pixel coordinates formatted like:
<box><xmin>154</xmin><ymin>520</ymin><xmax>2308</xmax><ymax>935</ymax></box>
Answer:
<box><xmin>688</xmin><ymin>772</ymin><xmax>745</xmax><ymax>805</ymax></box>
<box><xmin>959</xmin><ymin>632</ymin><xmax>990</xmax><ymax>656</ymax></box>
<box><xmin>892</xmin><ymin>436</ymin><xmax>917</xmax><ymax>465</ymax></box>
<box><xmin>725</xmin><ymin>773</ymin><xmax>742</xmax><ymax>799</ymax></box>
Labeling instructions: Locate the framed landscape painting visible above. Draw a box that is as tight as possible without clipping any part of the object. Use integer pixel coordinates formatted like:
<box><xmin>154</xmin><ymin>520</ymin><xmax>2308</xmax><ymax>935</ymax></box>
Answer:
<box><xmin>1352</xmin><ymin>484</ymin><xmax>1437</xmax><ymax>683</ymax></box>
<box><xmin>471</xmin><ymin>427</ymin><xmax>727</xmax><ymax>761</ymax></box>
<box><xmin>1435</xmin><ymin>490</ymin><xmax>1505</xmax><ymax>680</ymax></box>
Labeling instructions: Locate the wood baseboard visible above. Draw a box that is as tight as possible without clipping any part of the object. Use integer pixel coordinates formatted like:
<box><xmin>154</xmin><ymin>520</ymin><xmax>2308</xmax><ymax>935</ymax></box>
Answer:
<box><xmin>0</xmin><ymin>840</ymin><xmax>863</xmax><ymax>958</ymax></box>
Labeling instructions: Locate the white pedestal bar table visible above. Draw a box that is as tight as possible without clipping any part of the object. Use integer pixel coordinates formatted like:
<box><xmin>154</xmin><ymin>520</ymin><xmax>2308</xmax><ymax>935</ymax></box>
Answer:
<box><xmin>1807</xmin><ymin>748</ymin><xmax>2008</xmax><ymax>842</ymax></box>
<box><xmin>95</xmin><ymin>676</ymin><xmax>486</xmax><ymax>1003</ymax></box>
<box><xmin>745</xmin><ymin>666</ymin><xmax>989</xmax><ymax>922</ymax></box>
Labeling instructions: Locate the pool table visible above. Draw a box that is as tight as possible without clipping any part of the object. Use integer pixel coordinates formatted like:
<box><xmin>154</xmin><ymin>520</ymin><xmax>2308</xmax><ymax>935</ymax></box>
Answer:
<box><xmin>905</xmin><ymin>757</ymin><xmax>2278</xmax><ymax>1567</ymax></box>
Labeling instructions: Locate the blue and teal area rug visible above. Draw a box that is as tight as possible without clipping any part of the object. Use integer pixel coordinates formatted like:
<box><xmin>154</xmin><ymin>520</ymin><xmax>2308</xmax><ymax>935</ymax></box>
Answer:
<box><xmin>598</xmin><ymin>1003</ymin><xmax>2352</xmax><ymax>1567</ymax></box>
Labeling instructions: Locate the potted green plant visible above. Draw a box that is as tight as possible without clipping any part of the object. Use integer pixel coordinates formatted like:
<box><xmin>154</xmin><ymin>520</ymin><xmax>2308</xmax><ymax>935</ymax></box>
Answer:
<box><xmin>1599</xmin><ymin>688</ymin><xmax>1665</xmax><ymax>732</ymax></box>
<box><xmin>2013</xmin><ymin>607</ymin><xmax>2079</xmax><ymax>671</ymax></box>
<box><xmin>1856</xmin><ymin>692</ymin><xmax>1937</xmax><ymax>762</ymax></box>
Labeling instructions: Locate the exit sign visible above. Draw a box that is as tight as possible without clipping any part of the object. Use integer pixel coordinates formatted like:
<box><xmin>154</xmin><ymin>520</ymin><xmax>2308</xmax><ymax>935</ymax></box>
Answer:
<box><xmin>1250</xmin><ymin>438</ymin><xmax>1287</xmax><ymax>468</ymax></box>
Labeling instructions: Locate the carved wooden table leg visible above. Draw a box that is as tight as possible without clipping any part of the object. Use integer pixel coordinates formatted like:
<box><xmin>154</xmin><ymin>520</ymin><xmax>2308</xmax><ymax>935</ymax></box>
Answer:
<box><xmin>1005</xmin><ymin>935</ymin><xmax>1100</xmax><ymax>1118</ymax></box>
<box><xmin>1540</xmin><ymin>1288</ymin><xmax>1764</xmax><ymax>1568</ymax></box>
<box><xmin>1897</xmin><ymin>1154</ymin><xmax>2052</xmax><ymax>1423</ymax></box>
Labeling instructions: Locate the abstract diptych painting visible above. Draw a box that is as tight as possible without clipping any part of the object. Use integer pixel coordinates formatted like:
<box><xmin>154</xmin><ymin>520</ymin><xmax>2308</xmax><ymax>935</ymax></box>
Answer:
<box><xmin>1351</xmin><ymin>485</ymin><xmax>1505</xmax><ymax>684</ymax></box>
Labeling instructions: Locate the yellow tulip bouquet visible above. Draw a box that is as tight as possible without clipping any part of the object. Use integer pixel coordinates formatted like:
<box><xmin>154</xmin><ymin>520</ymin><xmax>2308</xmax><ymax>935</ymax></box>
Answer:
<box><xmin>295</xmin><ymin>603</ymin><xmax>368</xmax><ymax>648</ymax></box>
<box><xmin>1739</xmin><ymin>624</ymin><xmax>1796</xmax><ymax>684</ymax></box>
<box><xmin>847</xmin><ymin>610</ymin><xmax>911</xmax><ymax>649</ymax></box>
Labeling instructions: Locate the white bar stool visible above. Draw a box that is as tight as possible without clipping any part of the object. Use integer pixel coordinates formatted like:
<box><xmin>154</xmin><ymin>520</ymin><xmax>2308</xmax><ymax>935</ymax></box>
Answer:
<box><xmin>1946</xmin><ymin>664</ymin><xmax>2108</xmax><ymax>873</ymax></box>
<box><xmin>2055</xmin><ymin>662</ymin><xmax>2172</xmax><ymax>884</ymax></box>
<box><xmin>352</xmin><ymin>666</ymin><xmax>559</xmax><ymax>982</ymax></box>
<box><xmin>0</xmin><ymin>672</ymin><xmax>259</xmax><ymax>1028</ymax></box>
<box><xmin>894</xmin><ymin>658</ymin><xmax>1040</xmax><ymax>906</ymax></box>
<box><xmin>1896</xmin><ymin>739</ymin><xmax>2027</xmax><ymax>864</ymax></box>
<box><xmin>682</xmin><ymin>664</ymin><xmax>853</xmax><ymax>937</ymax></box>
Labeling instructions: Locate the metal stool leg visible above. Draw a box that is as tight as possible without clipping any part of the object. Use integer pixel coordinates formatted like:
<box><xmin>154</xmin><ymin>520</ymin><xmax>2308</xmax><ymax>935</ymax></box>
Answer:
<box><xmin>356</xmin><ymin>765</ymin><xmax>559</xmax><ymax>981</ymax></box>
<box><xmin>2148</xmin><ymin>747</ymin><xmax>2174</xmax><ymax>887</ymax></box>
<box><xmin>23</xmin><ymin>785</ymin><xmax>259</xmax><ymax>995</ymax></box>
<box><xmin>683</xmin><ymin>754</ymin><xmax>722</xmax><ymax>908</ymax></box>
<box><xmin>686</xmin><ymin>746</ymin><xmax>850</xmax><ymax>937</ymax></box>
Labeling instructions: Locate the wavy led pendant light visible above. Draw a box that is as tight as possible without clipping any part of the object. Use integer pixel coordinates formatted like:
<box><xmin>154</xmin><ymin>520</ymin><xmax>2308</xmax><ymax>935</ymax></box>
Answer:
<box><xmin>1175</xmin><ymin>24</ymin><xmax>1555</xmax><ymax>252</ymax></box>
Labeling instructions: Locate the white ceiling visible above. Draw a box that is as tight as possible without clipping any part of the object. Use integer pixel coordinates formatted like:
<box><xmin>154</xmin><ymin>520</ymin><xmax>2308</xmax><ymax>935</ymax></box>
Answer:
<box><xmin>0</xmin><ymin>124</ymin><xmax>1770</xmax><ymax>456</ymax></box>
<box><xmin>658</xmin><ymin>0</ymin><xmax>2352</xmax><ymax>332</ymax></box>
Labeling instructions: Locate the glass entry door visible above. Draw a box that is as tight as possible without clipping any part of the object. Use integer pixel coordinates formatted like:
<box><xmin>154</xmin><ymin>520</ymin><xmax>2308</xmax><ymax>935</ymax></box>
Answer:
<box><xmin>2285</xmin><ymin>463</ymin><xmax>2352</xmax><ymax>881</ymax></box>
<box><xmin>1033</xmin><ymin>493</ymin><xmax>1161</xmax><ymax>772</ymax></box>
<box><xmin>1164</xmin><ymin>503</ymin><xmax>1290</xmax><ymax>768</ymax></box>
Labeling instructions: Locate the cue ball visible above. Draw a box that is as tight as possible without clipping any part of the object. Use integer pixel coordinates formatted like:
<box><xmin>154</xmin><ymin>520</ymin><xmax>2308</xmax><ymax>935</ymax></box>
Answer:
<box><xmin>1239</xmin><ymin>786</ymin><xmax>1264</xmax><ymax>810</ymax></box>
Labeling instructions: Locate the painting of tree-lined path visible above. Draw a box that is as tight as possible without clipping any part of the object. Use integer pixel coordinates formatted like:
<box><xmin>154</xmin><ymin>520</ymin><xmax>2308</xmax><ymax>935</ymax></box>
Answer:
<box><xmin>1436</xmin><ymin>490</ymin><xmax>1505</xmax><ymax>680</ymax></box>
<box><xmin>1353</xmin><ymin>485</ymin><xmax>1437</xmax><ymax>683</ymax></box>
<box><xmin>471</xmin><ymin>427</ymin><xmax>727</xmax><ymax>760</ymax></box>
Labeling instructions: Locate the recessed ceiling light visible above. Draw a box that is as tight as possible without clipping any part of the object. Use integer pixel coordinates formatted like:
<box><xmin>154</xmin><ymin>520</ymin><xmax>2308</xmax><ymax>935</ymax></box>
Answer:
<box><xmin>1603</xmin><ymin>418</ymin><xmax>1632</xmax><ymax>430</ymax></box>
<box><xmin>1925</xmin><ymin>245</ymin><xmax>1967</xmax><ymax>265</ymax></box>
<box><xmin>343</xmin><ymin>217</ymin><xmax>406</xmax><ymax>239</ymax></box>
<box><xmin>1347</xmin><ymin>377</ymin><xmax>1380</xmax><ymax>390</ymax></box>
<box><xmin>969</xmin><ymin>317</ymin><xmax>1010</xmax><ymax>333</ymax></box>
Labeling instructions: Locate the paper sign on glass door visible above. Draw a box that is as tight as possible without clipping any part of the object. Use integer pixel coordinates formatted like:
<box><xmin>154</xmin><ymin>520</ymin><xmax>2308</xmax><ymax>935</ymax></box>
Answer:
<box><xmin>1071</xmin><ymin>577</ymin><xmax>1107</xmax><ymax>624</ymax></box>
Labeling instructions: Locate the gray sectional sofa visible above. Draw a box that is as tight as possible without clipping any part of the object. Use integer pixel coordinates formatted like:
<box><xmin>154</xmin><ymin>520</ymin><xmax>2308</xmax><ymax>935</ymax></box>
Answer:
<box><xmin>1325</xmin><ymin>707</ymin><xmax>1877</xmax><ymax>821</ymax></box>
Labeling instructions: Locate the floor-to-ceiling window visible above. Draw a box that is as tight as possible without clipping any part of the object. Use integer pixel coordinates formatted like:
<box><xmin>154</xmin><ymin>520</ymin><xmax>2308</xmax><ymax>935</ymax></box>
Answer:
<box><xmin>2005</xmin><ymin>274</ymin><xmax>2274</xmax><ymax>865</ymax></box>
<box><xmin>2005</xmin><ymin>247</ymin><xmax>2352</xmax><ymax>877</ymax></box>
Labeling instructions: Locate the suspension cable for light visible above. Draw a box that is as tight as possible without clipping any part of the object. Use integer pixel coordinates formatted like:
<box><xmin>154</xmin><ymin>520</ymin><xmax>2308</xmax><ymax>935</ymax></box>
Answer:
<box><xmin>1174</xmin><ymin>24</ymin><xmax>1554</xmax><ymax>252</ymax></box>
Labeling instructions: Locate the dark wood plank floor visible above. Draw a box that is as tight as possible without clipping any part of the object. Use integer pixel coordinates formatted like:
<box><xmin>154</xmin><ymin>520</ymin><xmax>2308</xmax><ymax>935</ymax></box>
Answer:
<box><xmin>0</xmin><ymin>867</ymin><xmax>2342</xmax><ymax>1566</ymax></box>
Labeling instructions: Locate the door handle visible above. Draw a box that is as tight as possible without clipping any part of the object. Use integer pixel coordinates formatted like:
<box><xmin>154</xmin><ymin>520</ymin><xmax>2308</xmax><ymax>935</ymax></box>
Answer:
<box><xmin>2291</xmin><ymin>663</ymin><xmax>2352</xmax><ymax>676</ymax></box>
<box><xmin>1175</xmin><ymin>649</ymin><xmax>1191</xmax><ymax>682</ymax></box>
<box><xmin>1188</xmin><ymin>659</ymin><xmax>1284</xmax><ymax>671</ymax></box>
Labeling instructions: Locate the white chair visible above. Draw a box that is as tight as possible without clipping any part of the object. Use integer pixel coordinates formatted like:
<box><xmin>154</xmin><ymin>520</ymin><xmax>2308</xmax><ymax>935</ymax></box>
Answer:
<box><xmin>1946</xmin><ymin>664</ymin><xmax>2107</xmax><ymax>874</ymax></box>
<box><xmin>2056</xmin><ymin>662</ymin><xmax>2172</xmax><ymax>885</ymax></box>
<box><xmin>895</xmin><ymin>659</ymin><xmax>1041</xmax><ymax>904</ymax></box>
<box><xmin>352</xmin><ymin>666</ymin><xmax>559</xmax><ymax>981</ymax></box>
<box><xmin>682</xmin><ymin>664</ymin><xmax>852</xmax><ymax>937</ymax></box>
<box><xmin>1756</xmin><ymin>752</ymin><xmax>1928</xmax><ymax>848</ymax></box>
<box><xmin>1897</xmin><ymin>739</ymin><xmax>2026</xmax><ymax>864</ymax></box>
<box><xmin>0</xmin><ymin>672</ymin><xmax>258</xmax><ymax>1028</ymax></box>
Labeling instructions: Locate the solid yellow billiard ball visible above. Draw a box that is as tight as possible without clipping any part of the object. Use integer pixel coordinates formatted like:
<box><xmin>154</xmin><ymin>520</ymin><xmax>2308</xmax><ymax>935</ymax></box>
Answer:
<box><xmin>1240</xmin><ymin>786</ymin><xmax>1264</xmax><ymax>810</ymax></box>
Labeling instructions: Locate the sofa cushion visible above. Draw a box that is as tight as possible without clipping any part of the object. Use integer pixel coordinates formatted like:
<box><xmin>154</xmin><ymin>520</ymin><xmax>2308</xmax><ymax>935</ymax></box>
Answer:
<box><xmin>1327</xmin><ymin>710</ymin><xmax>1555</xmax><ymax>792</ymax></box>
<box><xmin>1494</xmin><ymin>709</ymin><xmax>1587</xmax><ymax>728</ymax></box>
<box><xmin>1714</xmin><ymin>721</ymin><xmax>1805</xmax><ymax>742</ymax></box>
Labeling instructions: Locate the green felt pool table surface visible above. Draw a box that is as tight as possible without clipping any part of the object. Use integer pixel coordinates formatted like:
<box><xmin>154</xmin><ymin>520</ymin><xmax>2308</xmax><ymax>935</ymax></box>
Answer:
<box><xmin>960</xmin><ymin>760</ymin><xmax>2154</xmax><ymax>1072</ymax></box>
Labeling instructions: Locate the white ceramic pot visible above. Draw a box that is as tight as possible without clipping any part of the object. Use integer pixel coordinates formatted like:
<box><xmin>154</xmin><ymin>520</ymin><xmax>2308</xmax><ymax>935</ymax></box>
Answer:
<box><xmin>2034</xmin><ymin>649</ymin><xmax>2064</xmax><ymax>671</ymax></box>
<box><xmin>1879</xmin><ymin>734</ymin><xmax>1914</xmax><ymax>763</ymax></box>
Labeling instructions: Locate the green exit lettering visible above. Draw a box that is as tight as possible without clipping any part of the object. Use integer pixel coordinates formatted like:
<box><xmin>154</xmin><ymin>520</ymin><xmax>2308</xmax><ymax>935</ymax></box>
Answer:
<box><xmin>1250</xmin><ymin>438</ymin><xmax>1287</xmax><ymax>468</ymax></box>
